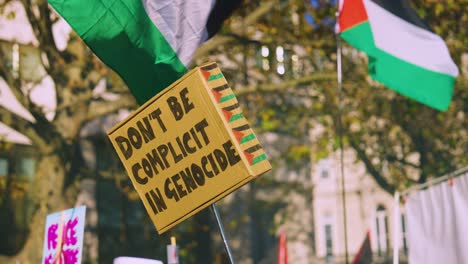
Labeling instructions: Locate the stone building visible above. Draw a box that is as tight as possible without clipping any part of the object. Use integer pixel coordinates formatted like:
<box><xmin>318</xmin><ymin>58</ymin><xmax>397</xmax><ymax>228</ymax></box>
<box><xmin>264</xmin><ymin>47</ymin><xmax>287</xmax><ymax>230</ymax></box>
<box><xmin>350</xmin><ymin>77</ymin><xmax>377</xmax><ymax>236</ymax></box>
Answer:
<box><xmin>312</xmin><ymin>150</ymin><xmax>408</xmax><ymax>263</ymax></box>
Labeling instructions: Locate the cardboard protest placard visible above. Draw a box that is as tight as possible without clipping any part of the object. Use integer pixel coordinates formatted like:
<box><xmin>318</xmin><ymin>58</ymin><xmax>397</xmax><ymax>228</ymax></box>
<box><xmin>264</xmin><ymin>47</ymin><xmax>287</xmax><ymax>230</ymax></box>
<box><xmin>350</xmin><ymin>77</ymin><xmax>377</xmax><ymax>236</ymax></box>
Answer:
<box><xmin>107</xmin><ymin>62</ymin><xmax>271</xmax><ymax>233</ymax></box>
<box><xmin>41</xmin><ymin>206</ymin><xmax>86</xmax><ymax>264</ymax></box>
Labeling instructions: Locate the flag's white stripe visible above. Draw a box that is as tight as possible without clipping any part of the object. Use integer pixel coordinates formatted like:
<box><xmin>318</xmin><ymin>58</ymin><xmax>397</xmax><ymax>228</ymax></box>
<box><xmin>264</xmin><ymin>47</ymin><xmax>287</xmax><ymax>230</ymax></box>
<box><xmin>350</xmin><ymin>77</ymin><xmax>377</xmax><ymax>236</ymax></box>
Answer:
<box><xmin>142</xmin><ymin>0</ymin><xmax>216</xmax><ymax>66</ymax></box>
<box><xmin>364</xmin><ymin>0</ymin><xmax>459</xmax><ymax>77</ymax></box>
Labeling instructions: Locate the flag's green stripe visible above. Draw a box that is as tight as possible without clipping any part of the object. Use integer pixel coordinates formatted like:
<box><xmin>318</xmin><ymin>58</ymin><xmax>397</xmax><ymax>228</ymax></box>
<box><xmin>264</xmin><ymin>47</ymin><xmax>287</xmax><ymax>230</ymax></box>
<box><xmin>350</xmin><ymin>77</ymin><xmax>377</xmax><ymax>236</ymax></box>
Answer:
<box><xmin>240</xmin><ymin>133</ymin><xmax>255</xmax><ymax>144</ymax></box>
<box><xmin>48</xmin><ymin>0</ymin><xmax>186</xmax><ymax>105</ymax></box>
<box><xmin>208</xmin><ymin>73</ymin><xmax>224</xmax><ymax>81</ymax></box>
<box><xmin>229</xmin><ymin>113</ymin><xmax>243</xmax><ymax>122</ymax></box>
<box><xmin>341</xmin><ymin>21</ymin><xmax>454</xmax><ymax>111</ymax></box>
<box><xmin>220</xmin><ymin>94</ymin><xmax>235</xmax><ymax>103</ymax></box>
<box><xmin>340</xmin><ymin>21</ymin><xmax>377</xmax><ymax>57</ymax></box>
<box><xmin>251</xmin><ymin>153</ymin><xmax>267</xmax><ymax>165</ymax></box>
<box><xmin>368</xmin><ymin>49</ymin><xmax>455</xmax><ymax>111</ymax></box>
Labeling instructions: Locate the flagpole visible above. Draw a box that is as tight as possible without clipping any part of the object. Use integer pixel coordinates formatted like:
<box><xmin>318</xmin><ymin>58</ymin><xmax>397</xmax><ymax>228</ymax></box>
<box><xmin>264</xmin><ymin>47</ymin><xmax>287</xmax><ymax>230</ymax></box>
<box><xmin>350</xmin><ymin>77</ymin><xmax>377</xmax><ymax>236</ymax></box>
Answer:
<box><xmin>211</xmin><ymin>204</ymin><xmax>236</xmax><ymax>264</ymax></box>
<box><xmin>336</xmin><ymin>6</ymin><xmax>350</xmax><ymax>264</ymax></box>
<box><xmin>393</xmin><ymin>192</ymin><xmax>401</xmax><ymax>264</ymax></box>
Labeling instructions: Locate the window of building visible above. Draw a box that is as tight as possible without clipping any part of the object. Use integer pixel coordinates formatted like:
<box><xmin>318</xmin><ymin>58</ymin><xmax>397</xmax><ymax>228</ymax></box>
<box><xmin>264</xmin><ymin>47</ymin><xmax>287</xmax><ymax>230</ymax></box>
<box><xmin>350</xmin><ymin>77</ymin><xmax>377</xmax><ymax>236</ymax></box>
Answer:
<box><xmin>18</xmin><ymin>158</ymin><xmax>36</xmax><ymax>179</ymax></box>
<box><xmin>321</xmin><ymin>169</ymin><xmax>329</xmax><ymax>179</ymax></box>
<box><xmin>324</xmin><ymin>224</ymin><xmax>333</xmax><ymax>257</ymax></box>
<box><xmin>260</xmin><ymin>45</ymin><xmax>270</xmax><ymax>71</ymax></box>
<box><xmin>0</xmin><ymin>158</ymin><xmax>8</xmax><ymax>177</ymax></box>
<box><xmin>401</xmin><ymin>213</ymin><xmax>408</xmax><ymax>255</ymax></box>
<box><xmin>375</xmin><ymin>205</ymin><xmax>389</xmax><ymax>256</ymax></box>
<box><xmin>319</xmin><ymin>158</ymin><xmax>331</xmax><ymax>180</ymax></box>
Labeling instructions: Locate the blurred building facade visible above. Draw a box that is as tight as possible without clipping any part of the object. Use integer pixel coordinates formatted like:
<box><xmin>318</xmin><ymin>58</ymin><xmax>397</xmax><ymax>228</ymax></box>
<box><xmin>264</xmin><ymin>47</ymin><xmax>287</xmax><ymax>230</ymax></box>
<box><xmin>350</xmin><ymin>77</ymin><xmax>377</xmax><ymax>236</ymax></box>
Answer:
<box><xmin>312</xmin><ymin>149</ymin><xmax>408</xmax><ymax>263</ymax></box>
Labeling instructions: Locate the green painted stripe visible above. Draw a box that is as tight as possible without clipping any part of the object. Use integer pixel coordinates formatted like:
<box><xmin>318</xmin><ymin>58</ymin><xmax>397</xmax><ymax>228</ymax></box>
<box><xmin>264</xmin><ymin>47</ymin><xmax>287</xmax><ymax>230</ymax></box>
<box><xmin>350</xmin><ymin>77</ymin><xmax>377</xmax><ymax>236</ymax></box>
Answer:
<box><xmin>208</xmin><ymin>73</ymin><xmax>224</xmax><ymax>81</ymax></box>
<box><xmin>240</xmin><ymin>133</ymin><xmax>255</xmax><ymax>144</ymax></box>
<box><xmin>229</xmin><ymin>113</ymin><xmax>243</xmax><ymax>122</ymax></box>
<box><xmin>341</xmin><ymin>21</ymin><xmax>454</xmax><ymax>110</ymax></box>
<box><xmin>48</xmin><ymin>0</ymin><xmax>186</xmax><ymax>105</ymax></box>
<box><xmin>220</xmin><ymin>94</ymin><xmax>235</xmax><ymax>103</ymax></box>
<box><xmin>251</xmin><ymin>153</ymin><xmax>267</xmax><ymax>165</ymax></box>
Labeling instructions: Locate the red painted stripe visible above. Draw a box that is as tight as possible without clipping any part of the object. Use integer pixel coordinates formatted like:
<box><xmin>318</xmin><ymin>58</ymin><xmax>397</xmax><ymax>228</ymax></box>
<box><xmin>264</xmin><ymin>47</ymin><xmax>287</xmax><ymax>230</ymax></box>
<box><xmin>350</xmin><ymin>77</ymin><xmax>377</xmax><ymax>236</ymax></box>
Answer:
<box><xmin>211</xmin><ymin>89</ymin><xmax>222</xmax><ymax>102</ymax></box>
<box><xmin>339</xmin><ymin>0</ymin><xmax>368</xmax><ymax>32</ymax></box>
<box><xmin>232</xmin><ymin>130</ymin><xmax>244</xmax><ymax>143</ymax></box>
<box><xmin>201</xmin><ymin>69</ymin><xmax>211</xmax><ymax>81</ymax></box>
<box><xmin>222</xmin><ymin>109</ymin><xmax>233</xmax><ymax>122</ymax></box>
<box><xmin>244</xmin><ymin>151</ymin><xmax>254</xmax><ymax>165</ymax></box>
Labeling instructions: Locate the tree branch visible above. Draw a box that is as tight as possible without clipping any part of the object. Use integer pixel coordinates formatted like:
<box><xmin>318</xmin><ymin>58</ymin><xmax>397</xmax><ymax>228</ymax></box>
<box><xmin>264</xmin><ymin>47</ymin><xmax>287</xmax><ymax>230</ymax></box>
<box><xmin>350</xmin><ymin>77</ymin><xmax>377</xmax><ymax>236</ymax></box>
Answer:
<box><xmin>0</xmin><ymin>105</ymin><xmax>49</xmax><ymax>151</ymax></box>
<box><xmin>0</xmin><ymin>43</ymin><xmax>29</xmax><ymax>107</ymax></box>
<box><xmin>235</xmin><ymin>72</ymin><xmax>335</xmax><ymax>96</ymax></box>
<box><xmin>386</xmin><ymin>154</ymin><xmax>419</xmax><ymax>169</ymax></box>
<box><xmin>349</xmin><ymin>135</ymin><xmax>396</xmax><ymax>194</ymax></box>
<box><xmin>193</xmin><ymin>0</ymin><xmax>278</xmax><ymax>60</ymax></box>
<box><xmin>84</xmin><ymin>93</ymin><xmax>136</xmax><ymax>123</ymax></box>
<box><xmin>20</xmin><ymin>0</ymin><xmax>60</xmax><ymax>71</ymax></box>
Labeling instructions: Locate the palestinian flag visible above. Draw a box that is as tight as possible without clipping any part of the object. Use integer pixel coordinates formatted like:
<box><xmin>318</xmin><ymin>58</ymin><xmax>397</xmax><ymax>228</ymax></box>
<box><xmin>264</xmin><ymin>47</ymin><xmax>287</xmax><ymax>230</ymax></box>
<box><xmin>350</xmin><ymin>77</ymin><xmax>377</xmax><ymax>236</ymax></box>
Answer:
<box><xmin>48</xmin><ymin>0</ymin><xmax>241</xmax><ymax>104</ymax></box>
<box><xmin>352</xmin><ymin>230</ymin><xmax>372</xmax><ymax>264</ymax></box>
<box><xmin>338</xmin><ymin>0</ymin><xmax>459</xmax><ymax>111</ymax></box>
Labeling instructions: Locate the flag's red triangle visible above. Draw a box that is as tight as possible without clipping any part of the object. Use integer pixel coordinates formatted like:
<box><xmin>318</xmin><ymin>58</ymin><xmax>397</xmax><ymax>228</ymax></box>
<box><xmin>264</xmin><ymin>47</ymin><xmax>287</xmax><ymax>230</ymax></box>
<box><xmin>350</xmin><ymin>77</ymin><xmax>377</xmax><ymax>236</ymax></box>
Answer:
<box><xmin>211</xmin><ymin>89</ymin><xmax>222</xmax><ymax>102</ymax></box>
<box><xmin>222</xmin><ymin>109</ymin><xmax>233</xmax><ymax>122</ymax></box>
<box><xmin>244</xmin><ymin>151</ymin><xmax>254</xmax><ymax>164</ymax></box>
<box><xmin>339</xmin><ymin>0</ymin><xmax>368</xmax><ymax>32</ymax></box>
<box><xmin>201</xmin><ymin>69</ymin><xmax>211</xmax><ymax>81</ymax></box>
<box><xmin>233</xmin><ymin>130</ymin><xmax>244</xmax><ymax>143</ymax></box>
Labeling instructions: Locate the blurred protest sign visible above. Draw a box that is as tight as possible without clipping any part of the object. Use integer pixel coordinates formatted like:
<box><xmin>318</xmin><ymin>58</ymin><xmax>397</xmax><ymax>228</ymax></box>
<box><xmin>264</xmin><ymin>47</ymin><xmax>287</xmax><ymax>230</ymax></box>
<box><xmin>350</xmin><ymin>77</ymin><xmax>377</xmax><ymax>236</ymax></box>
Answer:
<box><xmin>108</xmin><ymin>62</ymin><xmax>271</xmax><ymax>233</ymax></box>
<box><xmin>41</xmin><ymin>206</ymin><xmax>86</xmax><ymax>264</ymax></box>
<box><xmin>167</xmin><ymin>236</ymin><xmax>179</xmax><ymax>264</ymax></box>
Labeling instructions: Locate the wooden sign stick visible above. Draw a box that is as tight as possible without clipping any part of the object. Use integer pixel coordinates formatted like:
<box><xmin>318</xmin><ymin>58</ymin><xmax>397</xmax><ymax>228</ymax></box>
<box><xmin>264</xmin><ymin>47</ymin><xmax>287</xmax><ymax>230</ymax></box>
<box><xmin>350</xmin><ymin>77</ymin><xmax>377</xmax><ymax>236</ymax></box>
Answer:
<box><xmin>211</xmin><ymin>203</ymin><xmax>235</xmax><ymax>264</ymax></box>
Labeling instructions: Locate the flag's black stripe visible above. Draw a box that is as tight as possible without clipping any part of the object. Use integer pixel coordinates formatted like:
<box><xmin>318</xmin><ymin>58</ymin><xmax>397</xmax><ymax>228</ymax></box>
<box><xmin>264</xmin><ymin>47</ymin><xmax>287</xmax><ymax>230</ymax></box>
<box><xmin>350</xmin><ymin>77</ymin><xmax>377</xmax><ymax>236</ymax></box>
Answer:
<box><xmin>201</xmin><ymin>64</ymin><xmax>217</xmax><ymax>71</ymax></box>
<box><xmin>223</xmin><ymin>103</ymin><xmax>239</xmax><ymax>111</ymax></box>
<box><xmin>206</xmin><ymin>1</ymin><xmax>243</xmax><ymax>38</ymax></box>
<box><xmin>213</xmin><ymin>84</ymin><xmax>230</xmax><ymax>92</ymax></box>
<box><xmin>245</xmin><ymin>144</ymin><xmax>262</xmax><ymax>154</ymax></box>
<box><xmin>233</xmin><ymin>124</ymin><xmax>250</xmax><ymax>132</ymax></box>
<box><xmin>370</xmin><ymin>0</ymin><xmax>433</xmax><ymax>32</ymax></box>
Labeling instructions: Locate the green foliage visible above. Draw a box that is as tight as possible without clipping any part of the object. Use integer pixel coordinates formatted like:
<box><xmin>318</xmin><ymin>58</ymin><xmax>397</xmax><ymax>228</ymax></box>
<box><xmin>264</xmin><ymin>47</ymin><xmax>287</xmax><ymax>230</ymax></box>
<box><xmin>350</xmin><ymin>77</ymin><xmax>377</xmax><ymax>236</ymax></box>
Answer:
<box><xmin>285</xmin><ymin>144</ymin><xmax>310</xmax><ymax>166</ymax></box>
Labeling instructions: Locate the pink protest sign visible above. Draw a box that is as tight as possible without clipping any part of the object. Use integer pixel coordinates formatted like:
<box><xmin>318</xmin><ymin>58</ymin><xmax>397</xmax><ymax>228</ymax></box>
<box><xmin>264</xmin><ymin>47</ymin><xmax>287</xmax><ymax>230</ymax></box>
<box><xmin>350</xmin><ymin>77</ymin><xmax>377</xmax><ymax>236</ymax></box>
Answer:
<box><xmin>41</xmin><ymin>206</ymin><xmax>86</xmax><ymax>264</ymax></box>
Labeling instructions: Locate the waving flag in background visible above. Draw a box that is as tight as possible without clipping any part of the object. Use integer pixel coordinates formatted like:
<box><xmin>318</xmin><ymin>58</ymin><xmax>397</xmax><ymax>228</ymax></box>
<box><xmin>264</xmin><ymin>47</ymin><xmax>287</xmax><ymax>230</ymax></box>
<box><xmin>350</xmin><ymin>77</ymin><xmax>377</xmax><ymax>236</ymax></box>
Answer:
<box><xmin>337</xmin><ymin>0</ymin><xmax>459</xmax><ymax>111</ymax></box>
<box><xmin>48</xmin><ymin>0</ymin><xmax>241</xmax><ymax>104</ymax></box>
<box><xmin>352</xmin><ymin>230</ymin><xmax>372</xmax><ymax>264</ymax></box>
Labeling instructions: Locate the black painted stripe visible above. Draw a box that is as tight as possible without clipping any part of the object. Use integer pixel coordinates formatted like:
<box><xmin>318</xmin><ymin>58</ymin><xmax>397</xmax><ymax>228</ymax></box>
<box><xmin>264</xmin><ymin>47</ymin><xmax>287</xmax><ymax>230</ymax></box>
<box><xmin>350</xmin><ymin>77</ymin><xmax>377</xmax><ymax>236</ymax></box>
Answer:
<box><xmin>201</xmin><ymin>63</ymin><xmax>217</xmax><ymax>71</ymax></box>
<box><xmin>223</xmin><ymin>103</ymin><xmax>239</xmax><ymax>111</ymax></box>
<box><xmin>370</xmin><ymin>0</ymin><xmax>433</xmax><ymax>32</ymax></box>
<box><xmin>233</xmin><ymin>124</ymin><xmax>250</xmax><ymax>131</ymax></box>
<box><xmin>213</xmin><ymin>83</ymin><xmax>230</xmax><ymax>92</ymax></box>
<box><xmin>245</xmin><ymin>144</ymin><xmax>262</xmax><ymax>154</ymax></box>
